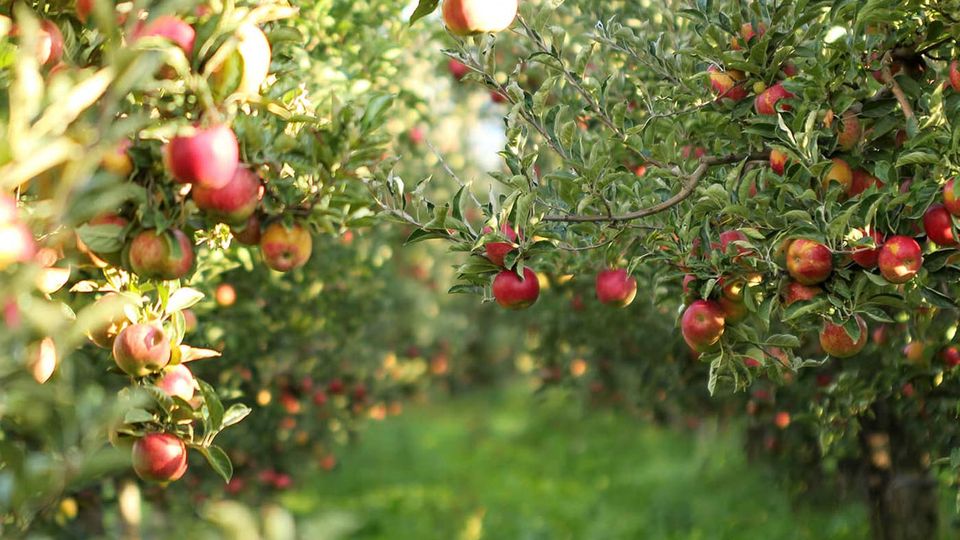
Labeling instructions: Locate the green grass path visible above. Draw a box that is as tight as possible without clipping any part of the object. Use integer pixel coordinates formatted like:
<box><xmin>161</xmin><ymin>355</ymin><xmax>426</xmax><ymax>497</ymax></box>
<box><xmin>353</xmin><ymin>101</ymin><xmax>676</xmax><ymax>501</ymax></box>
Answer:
<box><xmin>282</xmin><ymin>386</ymin><xmax>869</xmax><ymax>540</ymax></box>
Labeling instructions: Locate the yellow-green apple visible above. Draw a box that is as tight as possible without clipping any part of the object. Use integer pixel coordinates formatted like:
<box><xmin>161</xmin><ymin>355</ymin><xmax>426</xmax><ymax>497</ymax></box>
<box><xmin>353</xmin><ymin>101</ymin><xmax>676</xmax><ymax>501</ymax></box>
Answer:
<box><xmin>442</xmin><ymin>0</ymin><xmax>518</xmax><ymax>36</ymax></box>
<box><xmin>231</xmin><ymin>213</ymin><xmax>262</xmax><ymax>246</ymax></box>
<box><xmin>492</xmin><ymin>266</ymin><xmax>540</xmax><ymax>309</ymax></box>
<box><xmin>128</xmin><ymin>228</ymin><xmax>194</xmax><ymax>280</ymax></box>
<box><xmin>192</xmin><ymin>167</ymin><xmax>261</xmax><ymax>225</ymax></box>
<box><xmin>786</xmin><ymin>239</ymin><xmax>833</xmax><ymax>285</ymax></box>
<box><xmin>260</xmin><ymin>222</ymin><xmax>313</xmax><ymax>272</ymax></box>
<box><xmin>132</xmin><ymin>433</ymin><xmax>188</xmax><ymax>483</ymax></box>
<box><xmin>101</xmin><ymin>140</ymin><xmax>134</xmax><ymax>177</ymax></box>
<box><xmin>770</xmin><ymin>149</ymin><xmax>788</xmax><ymax>175</ymax></box>
<box><xmin>943</xmin><ymin>178</ymin><xmax>960</xmax><ymax>216</ymax></box>
<box><xmin>483</xmin><ymin>222</ymin><xmax>518</xmax><ymax>267</ymax></box>
<box><xmin>877</xmin><ymin>235</ymin><xmax>922</xmax><ymax>283</ymax></box>
<box><xmin>823</xmin><ymin>158</ymin><xmax>853</xmax><ymax>193</ymax></box>
<box><xmin>112</xmin><ymin>323</ymin><xmax>171</xmax><ymax>376</ymax></box>
<box><xmin>210</xmin><ymin>24</ymin><xmax>271</xmax><ymax>99</ymax></box>
<box><xmin>782</xmin><ymin>281</ymin><xmax>822</xmax><ymax>306</ymax></box>
<box><xmin>164</xmin><ymin>125</ymin><xmax>239</xmax><ymax>189</ymax></box>
<box><xmin>132</xmin><ymin>15</ymin><xmax>195</xmax><ymax>55</ymax></box>
<box><xmin>848</xmin><ymin>168</ymin><xmax>883</xmax><ymax>197</ymax></box>
<box><xmin>850</xmin><ymin>228</ymin><xmax>884</xmax><ymax>268</ymax></box>
<box><xmin>819</xmin><ymin>315</ymin><xmax>867</xmax><ymax>358</ymax></box>
<box><xmin>754</xmin><ymin>82</ymin><xmax>793</xmax><ymax>115</ymax></box>
<box><xmin>836</xmin><ymin>110</ymin><xmax>862</xmax><ymax>151</ymax></box>
<box><xmin>923</xmin><ymin>204</ymin><xmax>958</xmax><ymax>246</ymax></box>
<box><xmin>681</xmin><ymin>300</ymin><xmax>725</xmax><ymax>352</ymax></box>
<box><xmin>595</xmin><ymin>268</ymin><xmax>637</xmax><ymax>307</ymax></box>
<box><xmin>707</xmin><ymin>66</ymin><xmax>748</xmax><ymax>101</ymax></box>
<box><xmin>156</xmin><ymin>364</ymin><xmax>196</xmax><ymax>402</ymax></box>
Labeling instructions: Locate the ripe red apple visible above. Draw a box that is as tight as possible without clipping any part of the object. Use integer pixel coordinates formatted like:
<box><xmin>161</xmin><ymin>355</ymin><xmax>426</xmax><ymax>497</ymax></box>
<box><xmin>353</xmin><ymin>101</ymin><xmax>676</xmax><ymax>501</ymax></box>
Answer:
<box><xmin>442</xmin><ymin>0</ymin><xmax>518</xmax><ymax>36</ymax></box>
<box><xmin>717</xmin><ymin>229</ymin><xmax>750</xmax><ymax>259</ymax></box>
<box><xmin>156</xmin><ymin>364</ymin><xmax>196</xmax><ymax>402</ymax></box>
<box><xmin>754</xmin><ymin>82</ymin><xmax>793</xmax><ymax>115</ymax></box>
<box><xmin>850</xmin><ymin>228</ymin><xmax>885</xmax><ymax>268</ymax></box>
<box><xmin>943</xmin><ymin>179</ymin><xmax>960</xmax><ymax>216</ymax></box>
<box><xmin>681</xmin><ymin>300</ymin><xmax>725</xmax><ymax>353</ymax></box>
<box><xmin>112</xmin><ymin>323</ymin><xmax>171</xmax><ymax>376</ymax></box>
<box><xmin>260</xmin><ymin>222</ymin><xmax>313</xmax><ymax>272</ymax></box>
<box><xmin>823</xmin><ymin>158</ymin><xmax>853</xmax><ymax>193</ymax></box>
<box><xmin>836</xmin><ymin>110</ymin><xmax>862</xmax><ymax>151</ymax></box>
<box><xmin>132</xmin><ymin>433</ymin><xmax>188</xmax><ymax>483</ymax></box>
<box><xmin>76</xmin><ymin>0</ymin><xmax>94</xmax><ymax>22</ymax></box>
<box><xmin>819</xmin><ymin>315</ymin><xmax>867</xmax><ymax>358</ymax></box>
<box><xmin>210</xmin><ymin>24</ymin><xmax>271</xmax><ymax>99</ymax></box>
<box><xmin>786</xmin><ymin>239</ymin><xmax>832</xmax><ymax>285</ymax></box>
<box><xmin>848</xmin><ymin>169</ymin><xmax>883</xmax><ymax>197</ymax></box>
<box><xmin>940</xmin><ymin>346</ymin><xmax>960</xmax><ymax>368</ymax></box>
<box><xmin>718</xmin><ymin>296</ymin><xmax>747</xmax><ymax>323</ymax></box>
<box><xmin>492</xmin><ymin>267</ymin><xmax>540</xmax><ymax>309</ymax></box>
<box><xmin>231</xmin><ymin>214</ymin><xmax>262</xmax><ymax>246</ymax></box>
<box><xmin>483</xmin><ymin>223</ymin><xmax>518</xmax><ymax>267</ymax></box>
<box><xmin>490</xmin><ymin>90</ymin><xmax>507</xmax><ymax>104</ymax></box>
<box><xmin>192</xmin><ymin>167</ymin><xmax>260</xmax><ymax>225</ymax></box>
<box><xmin>923</xmin><ymin>204</ymin><xmax>958</xmax><ymax>246</ymax></box>
<box><xmin>730</xmin><ymin>22</ymin><xmax>766</xmax><ymax>50</ymax></box>
<box><xmin>327</xmin><ymin>378</ymin><xmax>345</xmax><ymax>395</ymax></box>
<box><xmin>132</xmin><ymin>15</ymin><xmax>195</xmax><ymax>55</ymax></box>
<box><xmin>783</xmin><ymin>281</ymin><xmax>822</xmax><ymax>306</ymax></box>
<box><xmin>950</xmin><ymin>60</ymin><xmax>960</xmax><ymax>92</ymax></box>
<box><xmin>165</xmin><ymin>125</ymin><xmax>239</xmax><ymax>189</ymax></box>
<box><xmin>707</xmin><ymin>66</ymin><xmax>748</xmax><ymax>101</ymax></box>
<box><xmin>877</xmin><ymin>235</ymin><xmax>922</xmax><ymax>284</ymax></box>
<box><xmin>770</xmin><ymin>149</ymin><xmax>788</xmax><ymax>175</ymax></box>
<box><xmin>595</xmin><ymin>269</ymin><xmax>638</xmax><ymax>307</ymax></box>
<box><xmin>681</xmin><ymin>146</ymin><xmax>707</xmax><ymax>160</ymax></box>
<box><xmin>0</xmin><ymin>220</ymin><xmax>36</xmax><ymax>271</ymax></box>
<box><xmin>774</xmin><ymin>412</ymin><xmax>791</xmax><ymax>429</ymax></box>
<box><xmin>448</xmin><ymin>59</ymin><xmax>470</xmax><ymax>80</ymax></box>
<box><xmin>215</xmin><ymin>283</ymin><xmax>237</xmax><ymax>306</ymax></box>
<box><xmin>128</xmin><ymin>228</ymin><xmax>194</xmax><ymax>281</ymax></box>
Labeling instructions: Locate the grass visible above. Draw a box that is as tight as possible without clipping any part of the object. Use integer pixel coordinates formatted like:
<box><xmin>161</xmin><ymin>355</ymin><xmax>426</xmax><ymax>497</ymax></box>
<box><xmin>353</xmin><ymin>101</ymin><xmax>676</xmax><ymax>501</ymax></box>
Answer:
<box><xmin>281</xmin><ymin>385</ymin><xmax>870</xmax><ymax>540</ymax></box>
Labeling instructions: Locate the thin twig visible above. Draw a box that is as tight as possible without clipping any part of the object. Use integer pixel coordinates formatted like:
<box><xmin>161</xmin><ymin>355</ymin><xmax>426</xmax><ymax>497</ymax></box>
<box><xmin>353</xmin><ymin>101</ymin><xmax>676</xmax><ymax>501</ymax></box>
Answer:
<box><xmin>880</xmin><ymin>52</ymin><xmax>915</xmax><ymax>126</ymax></box>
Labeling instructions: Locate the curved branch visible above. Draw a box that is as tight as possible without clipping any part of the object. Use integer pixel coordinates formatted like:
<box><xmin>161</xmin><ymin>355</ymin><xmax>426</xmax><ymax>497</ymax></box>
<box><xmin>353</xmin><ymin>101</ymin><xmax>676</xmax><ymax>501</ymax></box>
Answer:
<box><xmin>880</xmin><ymin>53</ymin><xmax>915</xmax><ymax>126</ymax></box>
<box><xmin>541</xmin><ymin>152</ymin><xmax>767</xmax><ymax>223</ymax></box>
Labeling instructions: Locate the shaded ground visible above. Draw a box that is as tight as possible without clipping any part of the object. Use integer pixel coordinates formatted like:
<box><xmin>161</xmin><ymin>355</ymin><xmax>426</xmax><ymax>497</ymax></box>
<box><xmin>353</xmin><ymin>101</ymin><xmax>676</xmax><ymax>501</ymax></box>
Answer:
<box><xmin>282</xmin><ymin>386</ymin><xmax>870</xmax><ymax>540</ymax></box>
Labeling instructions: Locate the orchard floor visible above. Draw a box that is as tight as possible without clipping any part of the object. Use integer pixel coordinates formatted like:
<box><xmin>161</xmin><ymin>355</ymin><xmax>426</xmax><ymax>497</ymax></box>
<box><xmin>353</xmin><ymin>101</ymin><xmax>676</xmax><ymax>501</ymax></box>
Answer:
<box><xmin>277</xmin><ymin>385</ymin><xmax>875</xmax><ymax>540</ymax></box>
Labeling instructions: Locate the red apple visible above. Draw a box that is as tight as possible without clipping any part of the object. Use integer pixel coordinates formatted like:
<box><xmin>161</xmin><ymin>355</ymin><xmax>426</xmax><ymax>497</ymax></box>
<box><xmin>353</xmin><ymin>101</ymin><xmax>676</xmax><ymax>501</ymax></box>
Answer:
<box><xmin>0</xmin><ymin>220</ymin><xmax>36</xmax><ymax>270</ymax></box>
<box><xmin>231</xmin><ymin>214</ymin><xmax>262</xmax><ymax>246</ymax></box>
<box><xmin>718</xmin><ymin>296</ymin><xmax>747</xmax><ymax>323</ymax></box>
<box><xmin>923</xmin><ymin>204</ymin><xmax>958</xmax><ymax>246</ymax></box>
<box><xmin>903</xmin><ymin>341</ymin><xmax>928</xmax><ymax>364</ymax></box>
<box><xmin>850</xmin><ymin>228</ymin><xmax>885</xmax><ymax>268</ymax></box>
<box><xmin>836</xmin><ymin>110</ymin><xmax>862</xmax><ymax>151</ymax></box>
<box><xmin>132</xmin><ymin>433</ymin><xmax>188</xmax><ymax>483</ymax></box>
<box><xmin>682</xmin><ymin>274</ymin><xmax>698</xmax><ymax>302</ymax></box>
<box><xmin>112</xmin><ymin>323</ymin><xmax>171</xmax><ymax>376</ymax></box>
<box><xmin>76</xmin><ymin>0</ymin><xmax>94</xmax><ymax>22</ymax></box>
<box><xmin>786</xmin><ymin>239</ymin><xmax>832</xmax><ymax>285</ymax></box>
<box><xmin>754</xmin><ymin>82</ymin><xmax>793</xmax><ymax>115</ymax></box>
<box><xmin>774</xmin><ymin>412</ymin><xmax>791</xmax><ymax>429</ymax></box>
<box><xmin>483</xmin><ymin>222</ymin><xmax>518</xmax><ymax>267</ymax></box>
<box><xmin>128</xmin><ymin>228</ymin><xmax>194</xmax><ymax>281</ymax></box>
<box><xmin>492</xmin><ymin>267</ymin><xmax>540</xmax><ymax>309</ymax></box>
<box><xmin>156</xmin><ymin>364</ymin><xmax>196</xmax><ymax>402</ymax></box>
<box><xmin>132</xmin><ymin>16</ymin><xmax>195</xmax><ymax>55</ymax></box>
<box><xmin>940</xmin><ymin>346</ymin><xmax>960</xmax><ymax>368</ymax></box>
<box><xmin>877</xmin><ymin>235</ymin><xmax>922</xmax><ymax>283</ymax></box>
<box><xmin>770</xmin><ymin>149</ymin><xmax>788</xmax><ymax>175</ymax></box>
<box><xmin>707</xmin><ymin>66</ymin><xmax>748</xmax><ymax>101</ymax></box>
<box><xmin>215</xmin><ymin>283</ymin><xmax>237</xmax><ymax>306</ymax></box>
<box><xmin>442</xmin><ymin>0</ymin><xmax>518</xmax><ymax>36</ymax></box>
<box><xmin>944</xmin><ymin>179</ymin><xmax>960</xmax><ymax>217</ymax></box>
<box><xmin>192</xmin><ymin>167</ymin><xmax>260</xmax><ymax>225</ymax></box>
<box><xmin>783</xmin><ymin>281</ymin><xmax>822</xmax><ymax>306</ymax></box>
<box><xmin>165</xmin><ymin>125</ymin><xmax>239</xmax><ymax>189</ymax></box>
<box><xmin>681</xmin><ymin>146</ymin><xmax>707</xmax><ymax>160</ymax></box>
<box><xmin>848</xmin><ymin>169</ymin><xmax>883</xmax><ymax>197</ymax></box>
<box><xmin>823</xmin><ymin>158</ymin><xmax>853</xmax><ymax>193</ymax></box>
<box><xmin>595</xmin><ymin>268</ymin><xmax>638</xmax><ymax>307</ymax></box>
<box><xmin>681</xmin><ymin>300</ymin><xmax>725</xmax><ymax>353</ymax></box>
<box><xmin>260</xmin><ymin>222</ymin><xmax>313</xmax><ymax>272</ymax></box>
<box><xmin>448</xmin><ymin>59</ymin><xmax>470</xmax><ymax>80</ymax></box>
<box><xmin>819</xmin><ymin>315</ymin><xmax>867</xmax><ymax>358</ymax></box>
<box><xmin>950</xmin><ymin>60</ymin><xmax>960</xmax><ymax>92</ymax></box>
<box><xmin>717</xmin><ymin>229</ymin><xmax>750</xmax><ymax>258</ymax></box>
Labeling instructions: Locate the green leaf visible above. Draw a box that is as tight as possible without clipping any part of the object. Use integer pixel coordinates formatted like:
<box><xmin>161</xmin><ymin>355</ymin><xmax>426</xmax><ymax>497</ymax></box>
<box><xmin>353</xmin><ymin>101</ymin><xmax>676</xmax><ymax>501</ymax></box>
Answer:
<box><xmin>166</xmin><ymin>288</ymin><xmax>204</xmax><ymax>315</ymax></box>
<box><xmin>199</xmin><ymin>445</ymin><xmax>233</xmax><ymax>483</ymax></box>
<box><xmin>77</xmin><ymin>223</ymin><xmax>125</xmax><ymax>253</ymax></box>
<box><xmin>123</xmin><ymin>408</ymin><xmax>155</xmax><ymax>424</ymax></box>
<box><xmin>765</xmin><ymin>334</ymin><xmax>801</xmax><ymax>349</ymax></box>
<box><xmin>197</xmin><ymin>379</ymin><xmax>224</xmax><ymax>436</ymax></box>
<box><xmin>409</xmin><ymin>0</ymin><xmax>440</xmax><ymax>26</ymax></box>
<box><xmin>221</xmin><ymin>404</ymin><xmax>252</xmax><ymax>429</ymax></box>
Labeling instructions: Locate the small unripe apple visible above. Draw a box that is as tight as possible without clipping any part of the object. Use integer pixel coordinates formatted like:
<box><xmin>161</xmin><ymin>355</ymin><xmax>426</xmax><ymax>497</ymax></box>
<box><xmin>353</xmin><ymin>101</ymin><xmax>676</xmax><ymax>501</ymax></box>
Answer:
<box><xmin>848</xmin><ymin>169</ymin><xmax>883</xmax><ymax>197</ymax></box>
<box><xmin>681</xmin><ymin>300</ymin><xmax>725</xmax><ymax>353</ymax></box>
<box><xmin>836</xmin><ymin>110</ymin><xmax>862</xmax><ymax>151</ymax></box>
<box><xmin>706</xmin><ymin>66</ymin><xmax>748</xmax><ymax>101</ymax></box>
<box><xmin>132</xmin><ymin>433</ymin><xmax>188</xmax><ymax>483</ymax></box>
<box><xmin>156</xmin><ymin>364</ymin><xmax>196</xmax><ymax>402</ymax></box>
<box><xmin>260</xmin><ymin>222</ymin><xmax>313</xmax><ymax>272</ymax></box>
<box><xmin>819</xmin><ymin>315</ymin><xmax>867</xmax><ymax>358</ymax></box>
<box><xmin>923</xmin><ymin>204</ymin><xmax>958</xmax><ymax>246</ymax></box>
<box><xmin>132</xmin><ymin>15</ymin><xmax>195</xmax><ymax>55</ymax></box>
<box><xmin>786</xmin><ymin>239</ymin><xmax>832</xmax><ymax>285</ymax></box>
<box><xmin>823</xmin><ymin>158</ymin><xmax>853</xmax><ymax>193</ymax></box>
<box><xmin>754</xmin><ymin>83</ymin><xmax>793</xmax><ymax>115</ymax></box>
<box><xmin>192</xmin><ymin>167</ymin><xmax>261</xmax><ymax>225</ymax></box>
<box><xmin>877</xmin><ymin>236</ymin><xmax>922</xmax><ymax>284</ymax></box>
<box><xmin>164</xmin><ymin>125</ymin><xmax>239</xmax><ymax>189</ymax></box>
<box><xmin>782</xmin><ymin>282</ymin><xmax>822</xmax><ymax>306</ymax></box>
<box><xmin>849</xmin><ymin>228</ymin><xmax>885</xmax><ymax>268</ymax></box>
<box><xmin>113</xmin><ymin>323</ymin><xmax>171</xmax><ymax>376</ymax></box>
<box><xmin>595</xmin><ymin>268</ymin><xmax>637</xmax><ymax>307</ymax></box>
<box><xmin>441</xmin><ymin>0</ymin><xmax>518</xmax><ymax>36</ymax></box>
<box><xmin>769</xmin><ymin>149</ymin><xmax>788</xmax><ymax>175</ymax></box>
<box><xmin>943</xmin><ymin>178</ymin><xmax>960</xmax><ymax>216</ymax></box>
<box><xmin>492</xmin><ymin>267</ymin><xmax>539</xmax><ymax>309</ymax></box>
<box><xmin>128</xmin><ymin>228</ymin><xmax>194</xmax><ymax>281</ymax></box>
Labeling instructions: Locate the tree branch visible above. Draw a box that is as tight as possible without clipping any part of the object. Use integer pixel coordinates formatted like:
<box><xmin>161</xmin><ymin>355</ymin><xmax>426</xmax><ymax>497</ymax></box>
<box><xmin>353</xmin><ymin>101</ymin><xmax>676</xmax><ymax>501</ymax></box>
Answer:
<box><xmin>880</xmin><ymin>53</ymin><xmax>915</xmax><ymax>126</ymax></box>
<box><xmin>541</xmin><ymin>153</ymin><xmax>767</xmax><ymax>223</ymax></box>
